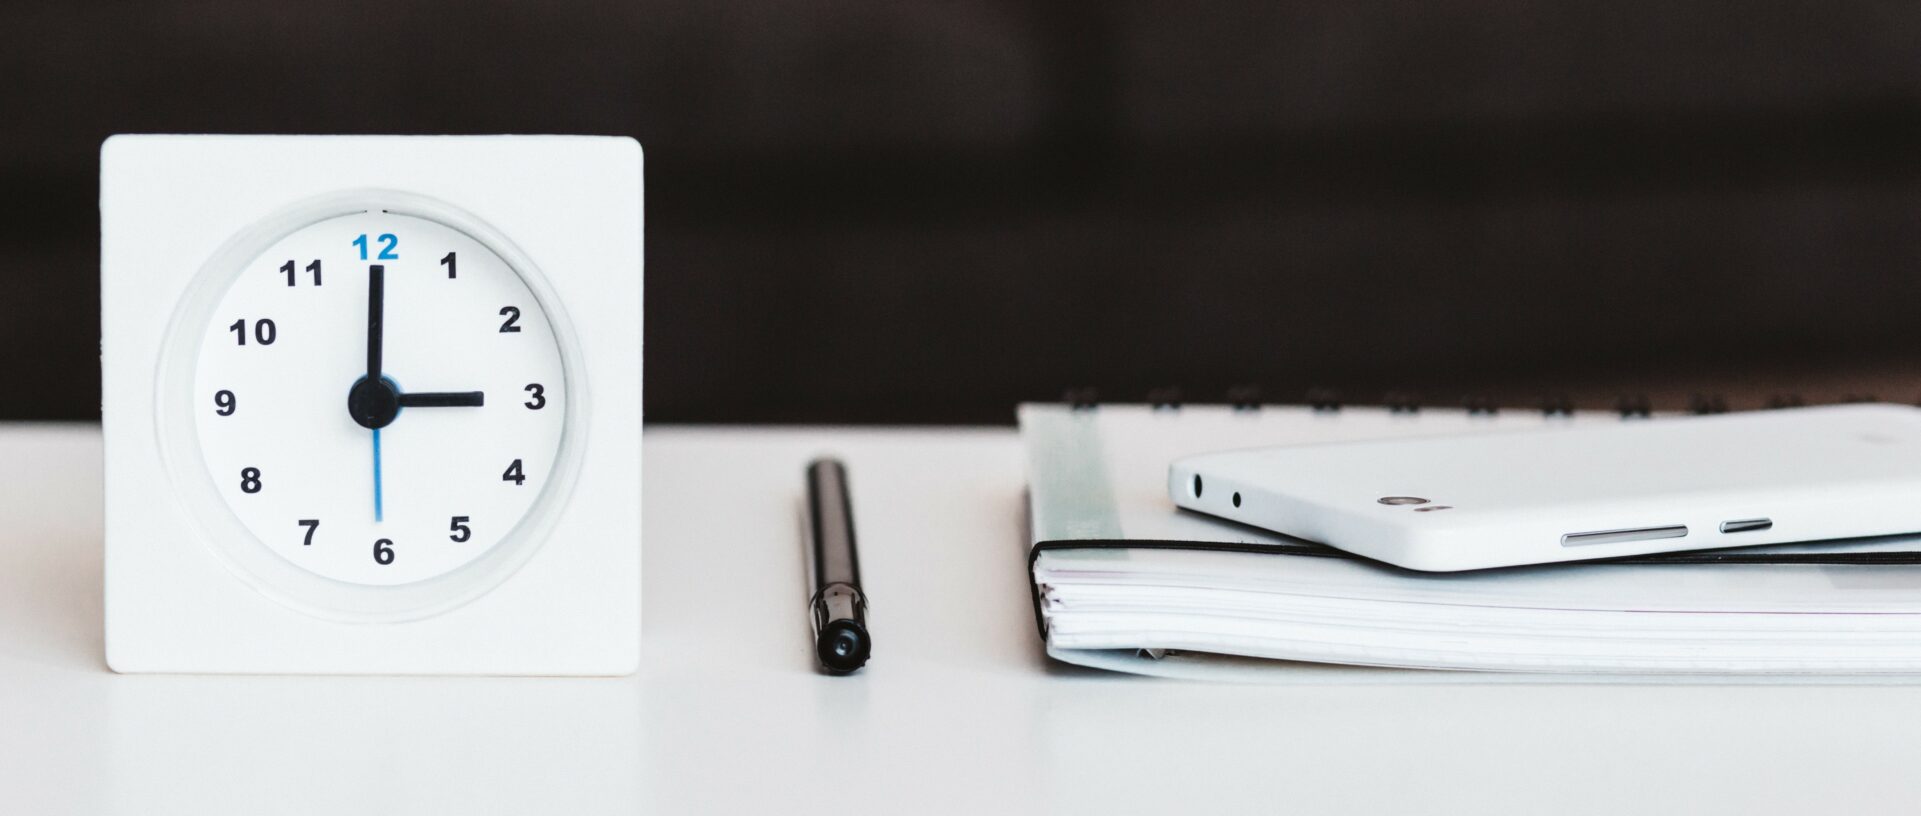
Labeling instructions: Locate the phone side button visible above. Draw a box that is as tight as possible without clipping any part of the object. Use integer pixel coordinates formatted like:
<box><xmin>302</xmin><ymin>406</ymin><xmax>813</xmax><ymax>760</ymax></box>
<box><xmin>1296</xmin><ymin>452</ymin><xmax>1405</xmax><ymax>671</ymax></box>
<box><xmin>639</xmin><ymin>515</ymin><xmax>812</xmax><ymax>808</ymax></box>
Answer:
<box><xmin>1560</xmin><ymin>525</ymin><xmax>1689</xmax><ymax>547</ymax></box>
<box><xmin>1719</xmin><ymin>518</ymin><xmax>1774</xmax><ymax>534</ymax></box>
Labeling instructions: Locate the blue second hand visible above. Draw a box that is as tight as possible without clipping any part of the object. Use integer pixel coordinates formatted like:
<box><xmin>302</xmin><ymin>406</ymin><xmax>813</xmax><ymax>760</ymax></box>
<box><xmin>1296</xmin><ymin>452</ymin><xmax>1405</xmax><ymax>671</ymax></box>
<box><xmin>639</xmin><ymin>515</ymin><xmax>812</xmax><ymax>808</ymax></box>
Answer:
<box><xmin>373</xmin><ymin>428</ymin><xmax>384</xmax><ymax>523</ymax></box>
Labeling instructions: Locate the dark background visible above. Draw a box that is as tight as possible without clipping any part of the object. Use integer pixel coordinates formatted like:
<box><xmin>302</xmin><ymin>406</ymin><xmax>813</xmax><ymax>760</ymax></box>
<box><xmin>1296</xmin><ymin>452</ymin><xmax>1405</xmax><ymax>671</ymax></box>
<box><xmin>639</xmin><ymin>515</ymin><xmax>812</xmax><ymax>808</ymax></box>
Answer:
<box><xmin>10</xmin><ymin>1</ymin><xmax>1921</xmax><ymax>423</ymax></box>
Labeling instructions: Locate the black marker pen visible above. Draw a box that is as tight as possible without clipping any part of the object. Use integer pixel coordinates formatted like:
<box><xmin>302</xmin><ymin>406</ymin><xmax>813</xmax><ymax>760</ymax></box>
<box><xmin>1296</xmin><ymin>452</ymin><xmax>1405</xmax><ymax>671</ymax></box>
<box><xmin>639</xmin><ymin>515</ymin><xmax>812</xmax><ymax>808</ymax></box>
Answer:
<box><xmin>807</xmin><ymin>458</ymin><xmax>870</xmax><ymax>673</ymax></box>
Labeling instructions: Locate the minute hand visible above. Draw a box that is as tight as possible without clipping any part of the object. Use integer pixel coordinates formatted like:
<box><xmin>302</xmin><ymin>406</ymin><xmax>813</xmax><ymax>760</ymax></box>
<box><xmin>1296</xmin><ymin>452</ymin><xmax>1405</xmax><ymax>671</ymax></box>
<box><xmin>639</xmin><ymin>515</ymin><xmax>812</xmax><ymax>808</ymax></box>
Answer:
<box><xmin>397</xmin><ymin>391</ymin><xmax>486</xmax><ymax>408</ymax></box>
<box><xmin>366</xmin><ymin>264</ymin><xmax>384</xmax><ymax>381</ymax></box>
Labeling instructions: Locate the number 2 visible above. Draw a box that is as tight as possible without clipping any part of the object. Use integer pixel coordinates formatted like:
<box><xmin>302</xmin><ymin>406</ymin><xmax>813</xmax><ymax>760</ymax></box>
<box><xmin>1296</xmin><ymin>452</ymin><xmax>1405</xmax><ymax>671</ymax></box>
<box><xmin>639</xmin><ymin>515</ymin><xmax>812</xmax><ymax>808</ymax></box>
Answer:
<box><xmin>353</xmin><ymin>233</ymin><xmax>399</xmax><ymax>260</ymax></box>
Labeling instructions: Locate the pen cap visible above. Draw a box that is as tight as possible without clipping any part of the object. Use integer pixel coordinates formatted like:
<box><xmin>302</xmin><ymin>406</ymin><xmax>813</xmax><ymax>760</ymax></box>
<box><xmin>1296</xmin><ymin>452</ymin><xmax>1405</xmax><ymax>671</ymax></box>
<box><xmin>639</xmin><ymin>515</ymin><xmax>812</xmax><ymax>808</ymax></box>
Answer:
<box><xmin>816</xmin><ymin>617</ymin><xmax>870</xmax><ymax>673</ymax></box>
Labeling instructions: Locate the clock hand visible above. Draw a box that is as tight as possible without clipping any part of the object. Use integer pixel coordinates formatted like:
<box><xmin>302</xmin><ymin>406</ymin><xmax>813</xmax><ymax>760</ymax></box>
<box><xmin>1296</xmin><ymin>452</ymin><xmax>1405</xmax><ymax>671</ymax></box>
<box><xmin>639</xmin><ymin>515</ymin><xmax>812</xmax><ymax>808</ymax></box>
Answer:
<box><xmin>366</xmin><ymin>263</ymin><xmax>384</xmax><ymax>381</ymax></box>
<box><xmin>397</xmin><ymin>391</ymin><xmax>486</xmax><ymax>408</ymax></box>
<box><xmin>373</xmin><ymin>428</ymin><xmax>383</xmax><ymax>523</ymax></box>
<box><xmin>346</xmin><ymin>264</ymin><xmax>401</xmax><ymax>430</ymax></box>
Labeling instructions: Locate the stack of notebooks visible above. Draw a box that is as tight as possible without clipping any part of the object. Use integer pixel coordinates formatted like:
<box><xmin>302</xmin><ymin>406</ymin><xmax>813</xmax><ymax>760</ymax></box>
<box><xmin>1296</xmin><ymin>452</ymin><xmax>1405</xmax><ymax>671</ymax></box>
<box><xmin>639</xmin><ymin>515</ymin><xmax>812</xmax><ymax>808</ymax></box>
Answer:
<box><xmin>1021</xmin><ymin>402</ymin><xmax>1921</xmax><ymax>680</ymax></box>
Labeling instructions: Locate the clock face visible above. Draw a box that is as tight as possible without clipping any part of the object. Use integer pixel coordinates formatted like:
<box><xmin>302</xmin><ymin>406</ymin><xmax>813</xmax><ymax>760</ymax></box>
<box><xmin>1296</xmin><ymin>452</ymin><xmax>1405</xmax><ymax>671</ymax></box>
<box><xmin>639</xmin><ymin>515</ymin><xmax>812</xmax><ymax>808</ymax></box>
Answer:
<box><xmin>190</xmin><ymin>209</ymin><xmax>567</xmax><ymax>587</ymax></box>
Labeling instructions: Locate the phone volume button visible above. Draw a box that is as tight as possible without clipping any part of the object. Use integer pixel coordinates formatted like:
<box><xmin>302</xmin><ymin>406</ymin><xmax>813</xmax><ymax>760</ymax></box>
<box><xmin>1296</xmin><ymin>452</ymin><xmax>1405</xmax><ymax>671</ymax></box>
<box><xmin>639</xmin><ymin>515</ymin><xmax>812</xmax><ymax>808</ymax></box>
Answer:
<box><xmin>1719</xmin><ymin>518</ymin><xmax>1773</xmax><ymax>534</ymax></box>
<box><xmin>1560</xmin><ymin>525</ymin><xmax>1689</xmax><ymax>547</ymax></box>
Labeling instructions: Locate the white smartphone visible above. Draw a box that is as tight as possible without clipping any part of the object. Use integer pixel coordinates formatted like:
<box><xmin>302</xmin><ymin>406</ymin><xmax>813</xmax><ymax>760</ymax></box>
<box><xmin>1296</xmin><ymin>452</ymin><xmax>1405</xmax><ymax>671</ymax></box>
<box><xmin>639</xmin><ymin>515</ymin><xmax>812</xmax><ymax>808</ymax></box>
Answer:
<box><xmin>1168</xmin><ymin>403</ymin><xmax>1921</xmax><ymax>572</ymax></box>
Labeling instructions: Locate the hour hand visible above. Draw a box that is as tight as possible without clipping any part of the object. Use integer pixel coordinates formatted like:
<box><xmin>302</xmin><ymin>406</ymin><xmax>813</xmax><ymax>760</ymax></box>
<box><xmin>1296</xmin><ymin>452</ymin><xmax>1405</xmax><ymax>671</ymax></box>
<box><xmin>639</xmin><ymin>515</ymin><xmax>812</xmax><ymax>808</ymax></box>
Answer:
<box><xmin>397</xmin><ymin>391</ymin><xmax>486</xmax><ymax>408</ymax></box>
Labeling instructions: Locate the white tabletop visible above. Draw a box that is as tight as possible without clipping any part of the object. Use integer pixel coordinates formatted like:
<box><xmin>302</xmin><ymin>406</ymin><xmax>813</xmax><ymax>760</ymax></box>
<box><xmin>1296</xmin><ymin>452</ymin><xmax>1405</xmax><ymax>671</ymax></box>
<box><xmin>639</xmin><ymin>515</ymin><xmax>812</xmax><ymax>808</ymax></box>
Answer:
<box><xmin>4</xmin><ymin>422</ymin><xmax>1920</xmax><ymax>815</ymax></box>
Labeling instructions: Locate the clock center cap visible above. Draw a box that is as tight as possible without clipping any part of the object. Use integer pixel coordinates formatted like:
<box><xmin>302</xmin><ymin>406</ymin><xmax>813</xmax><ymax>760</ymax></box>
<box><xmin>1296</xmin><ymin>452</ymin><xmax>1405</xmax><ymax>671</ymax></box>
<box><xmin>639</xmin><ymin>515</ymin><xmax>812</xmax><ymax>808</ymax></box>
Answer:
<box><xmin>348</xmin><ymin>376</ymin><xmax>401</xmax><ymax>429</ymax></box>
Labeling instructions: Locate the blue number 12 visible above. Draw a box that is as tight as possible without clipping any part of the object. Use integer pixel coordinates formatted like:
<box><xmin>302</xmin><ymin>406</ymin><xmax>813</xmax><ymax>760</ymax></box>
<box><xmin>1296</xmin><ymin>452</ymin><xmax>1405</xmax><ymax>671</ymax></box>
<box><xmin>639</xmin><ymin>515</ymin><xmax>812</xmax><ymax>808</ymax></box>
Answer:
<box><xmin>353</xmin><ymin>233</ymin><xmax>399</xmax><ymax>260</ymax></box>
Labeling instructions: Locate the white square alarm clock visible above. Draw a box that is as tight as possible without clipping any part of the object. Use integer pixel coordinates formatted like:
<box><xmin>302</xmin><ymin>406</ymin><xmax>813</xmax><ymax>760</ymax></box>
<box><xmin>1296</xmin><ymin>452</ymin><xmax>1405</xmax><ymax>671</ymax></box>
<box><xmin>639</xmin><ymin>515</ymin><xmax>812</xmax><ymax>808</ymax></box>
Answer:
<box><xmin>100</xmin><ymin>135</ymin><xmax>642</xmax><ymax>674</ymax></box>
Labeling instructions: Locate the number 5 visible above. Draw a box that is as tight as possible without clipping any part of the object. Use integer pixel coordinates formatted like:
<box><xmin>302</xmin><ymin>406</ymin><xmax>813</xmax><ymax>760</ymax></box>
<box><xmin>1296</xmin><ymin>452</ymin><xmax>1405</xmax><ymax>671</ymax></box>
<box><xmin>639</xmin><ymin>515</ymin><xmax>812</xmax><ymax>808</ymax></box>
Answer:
<box><xmin>449</xmin><ymin>516</ymin><xmax>472</xmax><ymax>543</ymax></box>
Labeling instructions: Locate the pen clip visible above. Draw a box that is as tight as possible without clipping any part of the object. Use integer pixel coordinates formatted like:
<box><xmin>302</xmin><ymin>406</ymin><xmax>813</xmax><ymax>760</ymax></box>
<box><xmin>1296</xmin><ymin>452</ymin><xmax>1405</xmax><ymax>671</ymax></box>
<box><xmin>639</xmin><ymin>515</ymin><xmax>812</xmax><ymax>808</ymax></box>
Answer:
<box><xmin>811</xmin><ymin>583</ymin><xmax>866</xmax><ymax>634</ymax></box>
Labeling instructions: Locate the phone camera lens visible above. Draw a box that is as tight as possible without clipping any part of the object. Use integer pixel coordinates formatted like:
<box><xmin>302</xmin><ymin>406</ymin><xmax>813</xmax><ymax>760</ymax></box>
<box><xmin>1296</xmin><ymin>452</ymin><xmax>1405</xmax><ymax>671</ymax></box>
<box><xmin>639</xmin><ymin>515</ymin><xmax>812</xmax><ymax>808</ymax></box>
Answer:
<box><xmin>1378</xmin><ymin>496</ymin><xmax>1429</xmax><ymax>506</ymax></box>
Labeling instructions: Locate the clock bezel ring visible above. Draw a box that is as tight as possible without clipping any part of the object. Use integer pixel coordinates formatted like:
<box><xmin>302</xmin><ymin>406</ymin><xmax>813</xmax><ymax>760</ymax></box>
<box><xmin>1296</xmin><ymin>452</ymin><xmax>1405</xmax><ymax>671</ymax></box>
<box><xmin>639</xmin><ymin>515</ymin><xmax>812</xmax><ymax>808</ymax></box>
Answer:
<box><xmin>151</xmin><ymin>188</ymin><xmax>592</xmax><ymax>623</ymax></box>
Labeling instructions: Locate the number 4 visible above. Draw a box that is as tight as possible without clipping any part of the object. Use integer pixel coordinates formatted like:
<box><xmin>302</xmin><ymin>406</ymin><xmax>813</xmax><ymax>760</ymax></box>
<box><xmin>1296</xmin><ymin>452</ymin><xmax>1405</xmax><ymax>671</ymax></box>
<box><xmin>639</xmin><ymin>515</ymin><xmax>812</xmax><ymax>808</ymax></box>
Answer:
<box><xmin>502</xmin><ymin>459</ymin><xmax>526</xmax><ymax>486</ymax></box>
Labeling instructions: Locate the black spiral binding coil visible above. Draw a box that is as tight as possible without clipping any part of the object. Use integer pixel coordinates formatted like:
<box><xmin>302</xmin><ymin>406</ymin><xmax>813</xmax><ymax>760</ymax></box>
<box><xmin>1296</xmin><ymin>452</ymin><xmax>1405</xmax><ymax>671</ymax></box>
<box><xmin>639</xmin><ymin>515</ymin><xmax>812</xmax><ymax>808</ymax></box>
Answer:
<box><xmin>1616</xmin><ymin>394</ymin><xmax>1653</xmax><ymax>418</ymax></box>
<box><xmin>1688</xmin><ymin>394</ymin><xmax>1729</xmax><ymax>415</ymax></box>
<box><xmin>1226</xmin><ymin>385</ymin><xmax>1263</xmax><ymax>411</ymax></box>
<box><xmin>1053</xmin><ymin>387</ymin><xmax>1867</xmax><ymax>416</ymax></box>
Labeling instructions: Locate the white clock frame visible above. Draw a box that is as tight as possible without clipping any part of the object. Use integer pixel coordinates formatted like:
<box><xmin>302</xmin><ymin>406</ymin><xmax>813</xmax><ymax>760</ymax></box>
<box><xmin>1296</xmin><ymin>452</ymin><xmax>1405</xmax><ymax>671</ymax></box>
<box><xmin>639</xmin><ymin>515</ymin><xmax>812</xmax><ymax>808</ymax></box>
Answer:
<box><xmin>101</xmin><ymin>135</ymin><xmax>643</xmax><ymax>675</ymax></box>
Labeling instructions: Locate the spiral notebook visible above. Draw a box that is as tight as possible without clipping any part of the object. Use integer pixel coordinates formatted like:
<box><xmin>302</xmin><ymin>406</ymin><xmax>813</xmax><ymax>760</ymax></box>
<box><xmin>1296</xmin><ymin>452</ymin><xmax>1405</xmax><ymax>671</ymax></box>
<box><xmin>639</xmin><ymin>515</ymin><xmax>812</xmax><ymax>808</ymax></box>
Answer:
<box><xmin>1020</xmin><ymin>400</ymin><xmax>1921</xmax><ymax>682</ymax></box>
